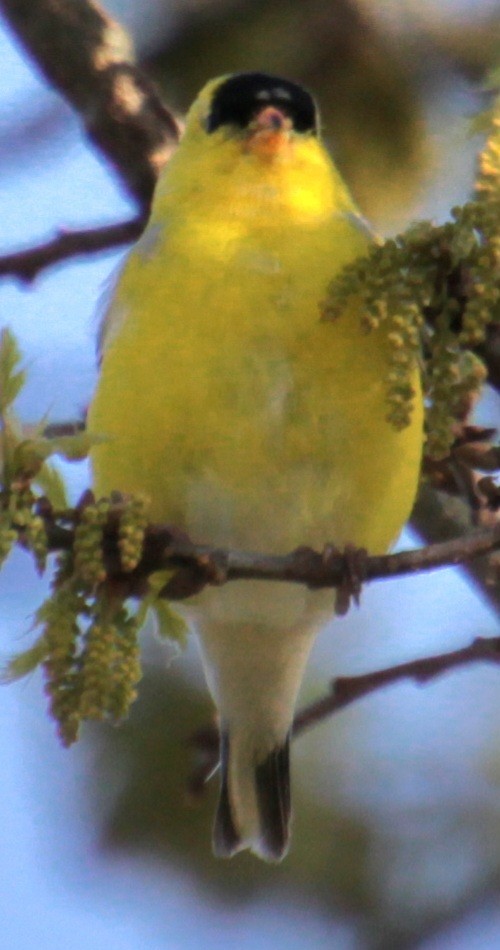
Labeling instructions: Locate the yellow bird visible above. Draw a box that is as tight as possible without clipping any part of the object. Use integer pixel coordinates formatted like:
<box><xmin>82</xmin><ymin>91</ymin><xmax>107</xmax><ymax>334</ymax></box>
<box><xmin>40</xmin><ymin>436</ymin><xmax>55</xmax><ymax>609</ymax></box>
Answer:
<box><xmin>89</xmin><ymin>73</ymin><xmax>423</xmax><ymax>861</ymax></box>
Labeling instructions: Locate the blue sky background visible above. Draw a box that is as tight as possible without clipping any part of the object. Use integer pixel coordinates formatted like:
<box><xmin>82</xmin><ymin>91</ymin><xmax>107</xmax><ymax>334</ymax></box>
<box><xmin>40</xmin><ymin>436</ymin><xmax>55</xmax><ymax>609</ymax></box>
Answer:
<box><xmin>0</xmin><ymin>4</ymin><xmax>499</xmax><ymax>948</ymax></box>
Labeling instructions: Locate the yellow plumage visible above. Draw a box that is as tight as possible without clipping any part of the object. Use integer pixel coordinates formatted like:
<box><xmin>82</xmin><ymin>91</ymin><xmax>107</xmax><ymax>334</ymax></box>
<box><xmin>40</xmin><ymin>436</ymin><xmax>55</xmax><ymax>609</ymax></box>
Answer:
<box><xmin>88</xmin><ymin>73</ymin><xmax>423</xmax><ymax>861</ymax></box>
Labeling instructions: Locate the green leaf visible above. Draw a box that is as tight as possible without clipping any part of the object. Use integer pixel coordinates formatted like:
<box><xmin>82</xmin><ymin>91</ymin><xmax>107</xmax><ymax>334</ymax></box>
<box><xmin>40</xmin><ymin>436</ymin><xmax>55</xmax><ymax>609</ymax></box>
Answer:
<box><xmin>12</xmin><ymin>439</ymin><xmax>49</xmax><ymax>477</ymax></box>
<box><xmin>35</xmin><ymin>463</ymin><xmax>69</xmax><ymax>509</ymax></box>
<box><xmin>1</xmin><ymin>633</ymin><xmax>49</xmax><ymax>683</ymax></box>
<box><xmin>151</xmin><ymin>599</ymin><xmax>189</xmax><ymax>646</ymax></box>
<box><xmin>134</xmin><ymin>570</ymin><xmax>189</xmax><ymax>647</ymax></box>
<box><xmin>48</xmin><ymin>430</ymin><xmax>104</xmax><ymax>461</ymax></box>
<box><xmin>0</xmin><ymin>328</ymin><xmax>26</xmax><ymax>413</ymax></box>
<box><xmin>13</xmin><ymin>431</ymin><xmax>102</xmax><ymax>476</ymax></box>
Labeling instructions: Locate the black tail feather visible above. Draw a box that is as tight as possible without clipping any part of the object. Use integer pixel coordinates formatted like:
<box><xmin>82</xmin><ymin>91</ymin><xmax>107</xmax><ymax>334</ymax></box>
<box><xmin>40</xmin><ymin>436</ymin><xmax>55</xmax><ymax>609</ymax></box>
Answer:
<box><xmin>213</xmin><ymin>730</ymin><xmax>242</xmax><ymax>858</ymax></box>
<box><xmin>254</xmin><ymin>733</ymin><xmax>291</xmax><ymax>861</ymax></box>
<box><xmin>213</xmin><ymin>730</ymin><xmax>291</xmax><ymax>861</ymax></box>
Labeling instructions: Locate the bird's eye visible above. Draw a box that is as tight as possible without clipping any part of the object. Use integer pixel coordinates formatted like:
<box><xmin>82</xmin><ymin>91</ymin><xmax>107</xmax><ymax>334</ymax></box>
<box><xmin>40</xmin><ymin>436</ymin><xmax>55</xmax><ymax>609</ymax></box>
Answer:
<box><xmin>207</xmin><ymin>72</ymin><xmax>318</xmax><ymax>136</ymax></box>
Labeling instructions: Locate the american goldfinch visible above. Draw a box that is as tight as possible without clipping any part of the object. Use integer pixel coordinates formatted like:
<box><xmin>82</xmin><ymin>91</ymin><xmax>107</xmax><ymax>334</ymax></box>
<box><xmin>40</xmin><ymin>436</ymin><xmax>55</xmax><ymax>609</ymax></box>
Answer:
<box><xmin>89</xmin><ymin>72</ymin><xmax>423</xmax><ymax>861</ymax></box>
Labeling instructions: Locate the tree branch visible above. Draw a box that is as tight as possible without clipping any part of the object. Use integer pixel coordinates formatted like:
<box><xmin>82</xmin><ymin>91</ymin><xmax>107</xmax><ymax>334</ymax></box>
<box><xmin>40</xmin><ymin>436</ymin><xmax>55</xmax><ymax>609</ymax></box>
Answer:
<box><xmin>188</xmin><ymin>635</ymin><xmax>500</xmax><ymax>795</ymax></box>
<box><xmin>0</xmin><ymin>0</ymin><xmax>179</xmax><ymax>212</ymax></box>
<box><xmin>161</xmin><ymin>525</ymin><xmax>499</xmax><ymax>595</ymax></box>
<box><xmin>37</xmin><ymin>507</ymin><xmax>500</xmax><ymax>600</ymax></box>
<box><xmin>0</xmin><ymin>219</ymin><xmax>144</xmax><ymax>283</ymax></box>
<box><xmin>293</xmin><ymin>636</ymin><xmax>500</xmax><ymax>734</ymax></box>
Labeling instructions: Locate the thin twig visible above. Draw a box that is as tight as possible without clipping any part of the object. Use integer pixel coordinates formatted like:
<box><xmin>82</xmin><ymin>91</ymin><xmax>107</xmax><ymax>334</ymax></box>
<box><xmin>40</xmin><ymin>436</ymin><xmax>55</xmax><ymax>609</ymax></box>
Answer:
<box><xmin>294</xmin><ymin>636</ymin><xmax>500</xmax><ymax>734</ymax></box>
<box><xmin>188</xmin><ymin>635</ymin><xmax>500</xmax><ymax>795</ymax></box>
<box><xmin>0</xmin><ymin>219</ymin><xmax>143</xmax><ymax>283</ymax></box>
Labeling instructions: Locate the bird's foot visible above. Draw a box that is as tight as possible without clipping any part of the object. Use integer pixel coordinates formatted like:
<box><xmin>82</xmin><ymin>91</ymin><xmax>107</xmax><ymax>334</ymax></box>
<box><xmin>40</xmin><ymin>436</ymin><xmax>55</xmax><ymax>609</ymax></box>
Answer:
<box><xmin>160</xmin><ymin>528</ymin><xmax>228</xmax><ymax>599</ymax></box>
<box><xmin>322</xmin><ymin>542</ymin><xmax>368</xmax><ymax>616</ymax></box>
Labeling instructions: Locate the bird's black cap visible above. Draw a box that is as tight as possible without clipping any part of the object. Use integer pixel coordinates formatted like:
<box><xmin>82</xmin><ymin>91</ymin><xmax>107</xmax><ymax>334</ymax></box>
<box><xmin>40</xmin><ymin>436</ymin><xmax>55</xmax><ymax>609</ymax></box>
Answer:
<box><xmin>206</xmin><ymin>72</ymin><xmax>318</xmax><ymax>136</ymax></box>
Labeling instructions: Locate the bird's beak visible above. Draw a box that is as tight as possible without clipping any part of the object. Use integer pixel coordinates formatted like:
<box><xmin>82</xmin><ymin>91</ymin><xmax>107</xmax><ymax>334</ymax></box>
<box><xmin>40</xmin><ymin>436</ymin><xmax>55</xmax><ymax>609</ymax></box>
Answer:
<box><xmin>244</xmin><ymin>106</ymin><xmax>293</xmax><ymax>159</ymax></box>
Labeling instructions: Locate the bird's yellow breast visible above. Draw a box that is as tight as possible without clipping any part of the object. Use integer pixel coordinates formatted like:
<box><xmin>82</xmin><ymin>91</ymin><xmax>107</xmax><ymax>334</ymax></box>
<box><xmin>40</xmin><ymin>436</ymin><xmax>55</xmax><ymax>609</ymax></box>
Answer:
<box><xmin>89</xmin><ymin>134</ymin><xmax>423</xmax><ymax>558</ymax></box>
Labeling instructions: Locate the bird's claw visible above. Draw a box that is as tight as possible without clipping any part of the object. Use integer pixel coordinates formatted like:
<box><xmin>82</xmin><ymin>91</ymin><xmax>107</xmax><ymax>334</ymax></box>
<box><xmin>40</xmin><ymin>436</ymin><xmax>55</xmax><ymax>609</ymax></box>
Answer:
<box><xmin>322</xmin><ymin>542</ymin><xmax>368</xmax><ymax>615</ymax></box>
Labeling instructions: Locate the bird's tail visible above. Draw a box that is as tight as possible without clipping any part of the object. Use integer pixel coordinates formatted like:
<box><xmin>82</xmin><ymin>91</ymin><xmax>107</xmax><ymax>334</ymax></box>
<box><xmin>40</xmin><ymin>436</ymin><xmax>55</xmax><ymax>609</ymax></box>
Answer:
<box><xmin>213</xmin><ymin>727</ymin><xmax>291</xmax><ymax>862</ymax></box>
